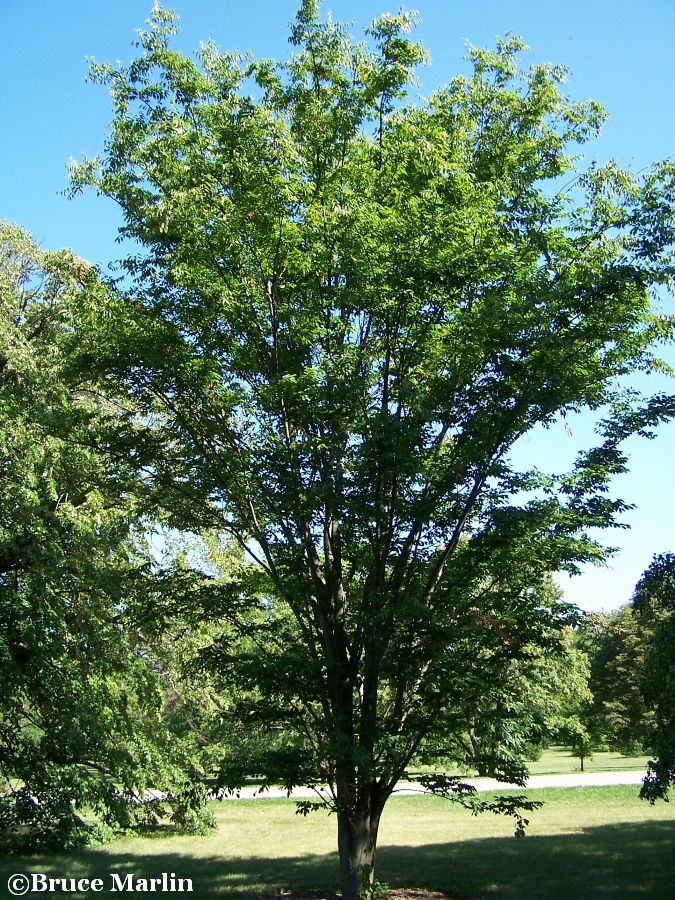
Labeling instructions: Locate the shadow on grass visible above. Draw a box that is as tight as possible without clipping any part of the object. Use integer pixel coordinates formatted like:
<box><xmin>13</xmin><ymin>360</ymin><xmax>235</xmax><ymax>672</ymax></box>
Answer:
<box><xmin>1</xmin><ymin>820</ymin><xmax>674</xmax><ymax>899</ymax></box>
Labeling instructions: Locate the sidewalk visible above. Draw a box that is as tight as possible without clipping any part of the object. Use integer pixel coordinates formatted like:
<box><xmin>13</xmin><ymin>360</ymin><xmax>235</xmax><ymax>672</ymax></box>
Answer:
<box><xmin>214</xmin><ymin>770</ymin><xmax>646</xmax><ymax>800</ymax></box>
<box><xmin>395</xmin><ymin>770</ymin><xmax>646</xmax><ymax>793</ymax></box>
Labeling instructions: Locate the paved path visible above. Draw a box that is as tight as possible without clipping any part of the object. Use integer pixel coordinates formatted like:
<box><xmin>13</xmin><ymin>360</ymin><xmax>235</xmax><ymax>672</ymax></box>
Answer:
<box><xmin>395</xmin><ymin>770</ymin><xmax>645</xmax><ymax>793</ymax></box>
<box><xmin>212</xmin><ymin>770</ymin><xmax>645</xmax><ymax>800</ymax></box>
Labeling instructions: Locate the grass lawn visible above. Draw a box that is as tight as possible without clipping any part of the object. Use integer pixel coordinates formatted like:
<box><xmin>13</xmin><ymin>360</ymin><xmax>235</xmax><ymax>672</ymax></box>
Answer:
<box><xmin>2</xmin><ymin>785</ymin><xmax>674</xmax><ymax>898</ymax></box>
<box><xmin>406</xmin><ymin>746</ymin><xmax>651</xmax><ymax>782</ymax></box>
<box><xmin>525</xmin><ymin>746</ymin><xmax>651</xmax><ymax>776</ymax></box>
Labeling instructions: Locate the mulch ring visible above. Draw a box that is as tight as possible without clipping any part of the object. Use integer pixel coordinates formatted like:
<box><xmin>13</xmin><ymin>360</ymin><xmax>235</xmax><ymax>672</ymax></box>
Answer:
<box><xmin>261</xmin><ymin>891</ymin><xmax>458</xmax><ymax>899</ymax></box>
<box><xmin>381</xmin><ymin>894</ymin><xmax>458</xmax><ymax>900</ymax></box>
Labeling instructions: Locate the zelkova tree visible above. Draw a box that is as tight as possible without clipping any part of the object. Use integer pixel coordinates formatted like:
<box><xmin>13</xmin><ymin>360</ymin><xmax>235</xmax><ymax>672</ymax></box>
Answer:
<box><xmin>71</xmin><ymin>3</ymin><xmax>675</xmax><ymax>895</ymax></box>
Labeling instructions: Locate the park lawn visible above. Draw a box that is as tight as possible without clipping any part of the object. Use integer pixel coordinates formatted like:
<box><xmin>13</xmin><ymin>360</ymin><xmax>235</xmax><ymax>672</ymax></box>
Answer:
<box><xmin>525</xmin><ymin>745</ymin><xmax>652</xmax><ymax>776</ymax></box>
<box><xmin>407</xmin><ymin>746</ymin><xmax>652</xmax><ymax>782</ymax></box>
<box><xmin>2</xmin><ymin>786</ymin><xmax>674</xmax><ymax>899</ymax></box>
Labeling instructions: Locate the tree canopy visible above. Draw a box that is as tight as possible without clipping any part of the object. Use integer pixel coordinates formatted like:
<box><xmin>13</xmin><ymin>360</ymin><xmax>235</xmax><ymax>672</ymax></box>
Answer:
<box><xmin>584</xmin><ymin>604</ymin><xmax>655</xmax><ymax>756</ymax></box>
<box><xmin>65</xmin><ymin>2</ymin><xmax>675</xmax><ymax>896</ymax></box>
<box><xmin>0</xmin><ymin>221</ymin><xmax>211</xmax><ymax>849</ymax></box>
<box><xmin>633</xmin><ymin>553</ymin><xmax>675</xmax><ymax>802</ymax></box>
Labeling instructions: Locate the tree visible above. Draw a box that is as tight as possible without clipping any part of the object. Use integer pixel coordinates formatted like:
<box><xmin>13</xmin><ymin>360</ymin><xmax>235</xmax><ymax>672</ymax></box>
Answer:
<box><xmin>0</xmin><ymin>222</ymin><xmax>211</xmax><ymax>849</ymax></box>
<box><xmin>520</xmin><ymin>620</ymin><xmax>594</xmax><ymax>769</ymax></box>
<box><xmin>632</xmin><ymin>553</ymin><xmax>675</xmax><ymax>802</ymax></box>
<box><xmin>418</xmin><ymin>583</ymin><xmax>594</xmax><ymax>778</ymax></box>
<box><xmin>69</xmin><ymin>4</ymin><xmax>675</xmax><ymax>895</ymax></box>
<box><xmin>585</xmin><ymin>605</ymin><xmax>655</xmax><ymax>755</ymax></box>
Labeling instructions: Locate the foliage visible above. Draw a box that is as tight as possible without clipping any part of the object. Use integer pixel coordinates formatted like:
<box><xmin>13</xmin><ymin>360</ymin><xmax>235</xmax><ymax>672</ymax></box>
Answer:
<box><xmin>576</xmin><ymin>553</ymin><xmax>675</xmax><ymax>795</ymax></box>
<box><xmin>513</xmin><ymin>618</ymin><xmax>595</xmax><ymax>771</ymax></box>
<box><xmin>442</xmin><ymin>584</ymin><xmax>595</xmax><ymax>776</ymax></box>
<box><xmin>0</xmin><ymin>222</ymin><xmax>212</xmax><ymax>850</ymax></box>
<box><xmin>408</xmin><ymin>584</ymin><xmax>593</xmax><ymax>778</ymax></box>
<box><xmin>632</xmin><ymin>553</ymin><xmax>675</xmax><ymax>802</ymax></box>
<box><xmin>68</xmin><ymin>2</ymin><xmax>675</xmax><ymax>895</ymax></box>
<box><xmin>583</xmin><ymin>606</ymin><xmax>655</xmax><ymax>756</ymax></box>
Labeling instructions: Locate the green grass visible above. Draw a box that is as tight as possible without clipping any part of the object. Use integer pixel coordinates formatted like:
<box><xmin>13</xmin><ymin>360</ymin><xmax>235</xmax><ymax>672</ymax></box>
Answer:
<box><xmin>524</xmin><ymin>746</ymin><xmax>651</xmax><ymax>776</ymax></box>
<box><xmin>2</xmin><ymin>786</ymin><xmax>674</xmax><ymax>898</ymax></box>
<box><xmin>407</xmin><ymin>745</ymin><xmax>651</xmax><ymax>781</ymax></box>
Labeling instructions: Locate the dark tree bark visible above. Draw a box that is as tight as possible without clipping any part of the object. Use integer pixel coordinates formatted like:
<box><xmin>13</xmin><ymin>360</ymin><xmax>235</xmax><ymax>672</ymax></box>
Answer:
<box><xmin>337</xmin><ymin>785</ymin><xmax>385</xmax><ymax>900</ymax></box>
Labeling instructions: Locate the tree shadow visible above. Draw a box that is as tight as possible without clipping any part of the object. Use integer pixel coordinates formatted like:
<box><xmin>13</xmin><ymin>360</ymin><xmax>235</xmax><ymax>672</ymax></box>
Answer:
<box><xmin>378</xmin><ymin>819</ymin><xmax>675</xmax><ymax>899</ymax></box>
<box><xmin>1</xmin><ymin>820</ymin><xmax>674</xmax><ymax>898</ymax></box>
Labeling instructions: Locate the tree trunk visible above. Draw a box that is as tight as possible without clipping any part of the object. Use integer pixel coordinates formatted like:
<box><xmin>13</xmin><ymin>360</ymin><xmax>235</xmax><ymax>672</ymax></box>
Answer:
<box><xmin>337</xmin><ymin>802</ymin><xmax>382</xmax><ymax>900</ymax></box>
<box><xmin>468</xmin><ymin>727</ymin><xmax>488</xmax><ymax>777</ymax></box>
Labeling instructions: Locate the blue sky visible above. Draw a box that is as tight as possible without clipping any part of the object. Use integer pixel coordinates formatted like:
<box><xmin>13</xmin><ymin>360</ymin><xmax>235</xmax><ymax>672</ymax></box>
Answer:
<box><xmin>2</xmin><ymin>0</ymin><xmax>674</xmax><ymax>611</ymax></box>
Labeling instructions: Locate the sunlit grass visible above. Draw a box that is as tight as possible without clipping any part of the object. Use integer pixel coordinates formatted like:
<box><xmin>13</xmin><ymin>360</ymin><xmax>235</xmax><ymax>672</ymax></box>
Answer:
<box><xmin>524</xmin><ymin>745</ymin><xmax>651</xmax><ymax>776</ymax></box>
<box><xmin>409</xmin><ymin>745</ymin><xmax>652</xmax><ymax>780</ymax></box>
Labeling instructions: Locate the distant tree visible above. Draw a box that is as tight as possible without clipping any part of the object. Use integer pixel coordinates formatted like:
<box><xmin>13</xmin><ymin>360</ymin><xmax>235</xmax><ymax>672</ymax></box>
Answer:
<box><xmin>585</xmin><ymin>606</ymin><xmax>655</xmax><ymax>755</ymax></box>
<box><xmin>424</xmin><ymin>584</ymin><xmax>595</xmax><ymax>778</ymax></box>
<box><xmin>632</xmin><ymin>553</ymin><xmax>675</xmax><ymax>802</ymax></box>
<box><xmin>0</xmin><ymin>222</ymin><xmax>211</xmax><ymax>849</ymax></box>
<box><xmin>69</xmin><ymin>3</ymin><xmax>675</xmax><ymax>895</ymax></box>
<box><xmin>528</xmin><ymin>623</ymin><xmax>594</xmax><ymax>769</ymax></box>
